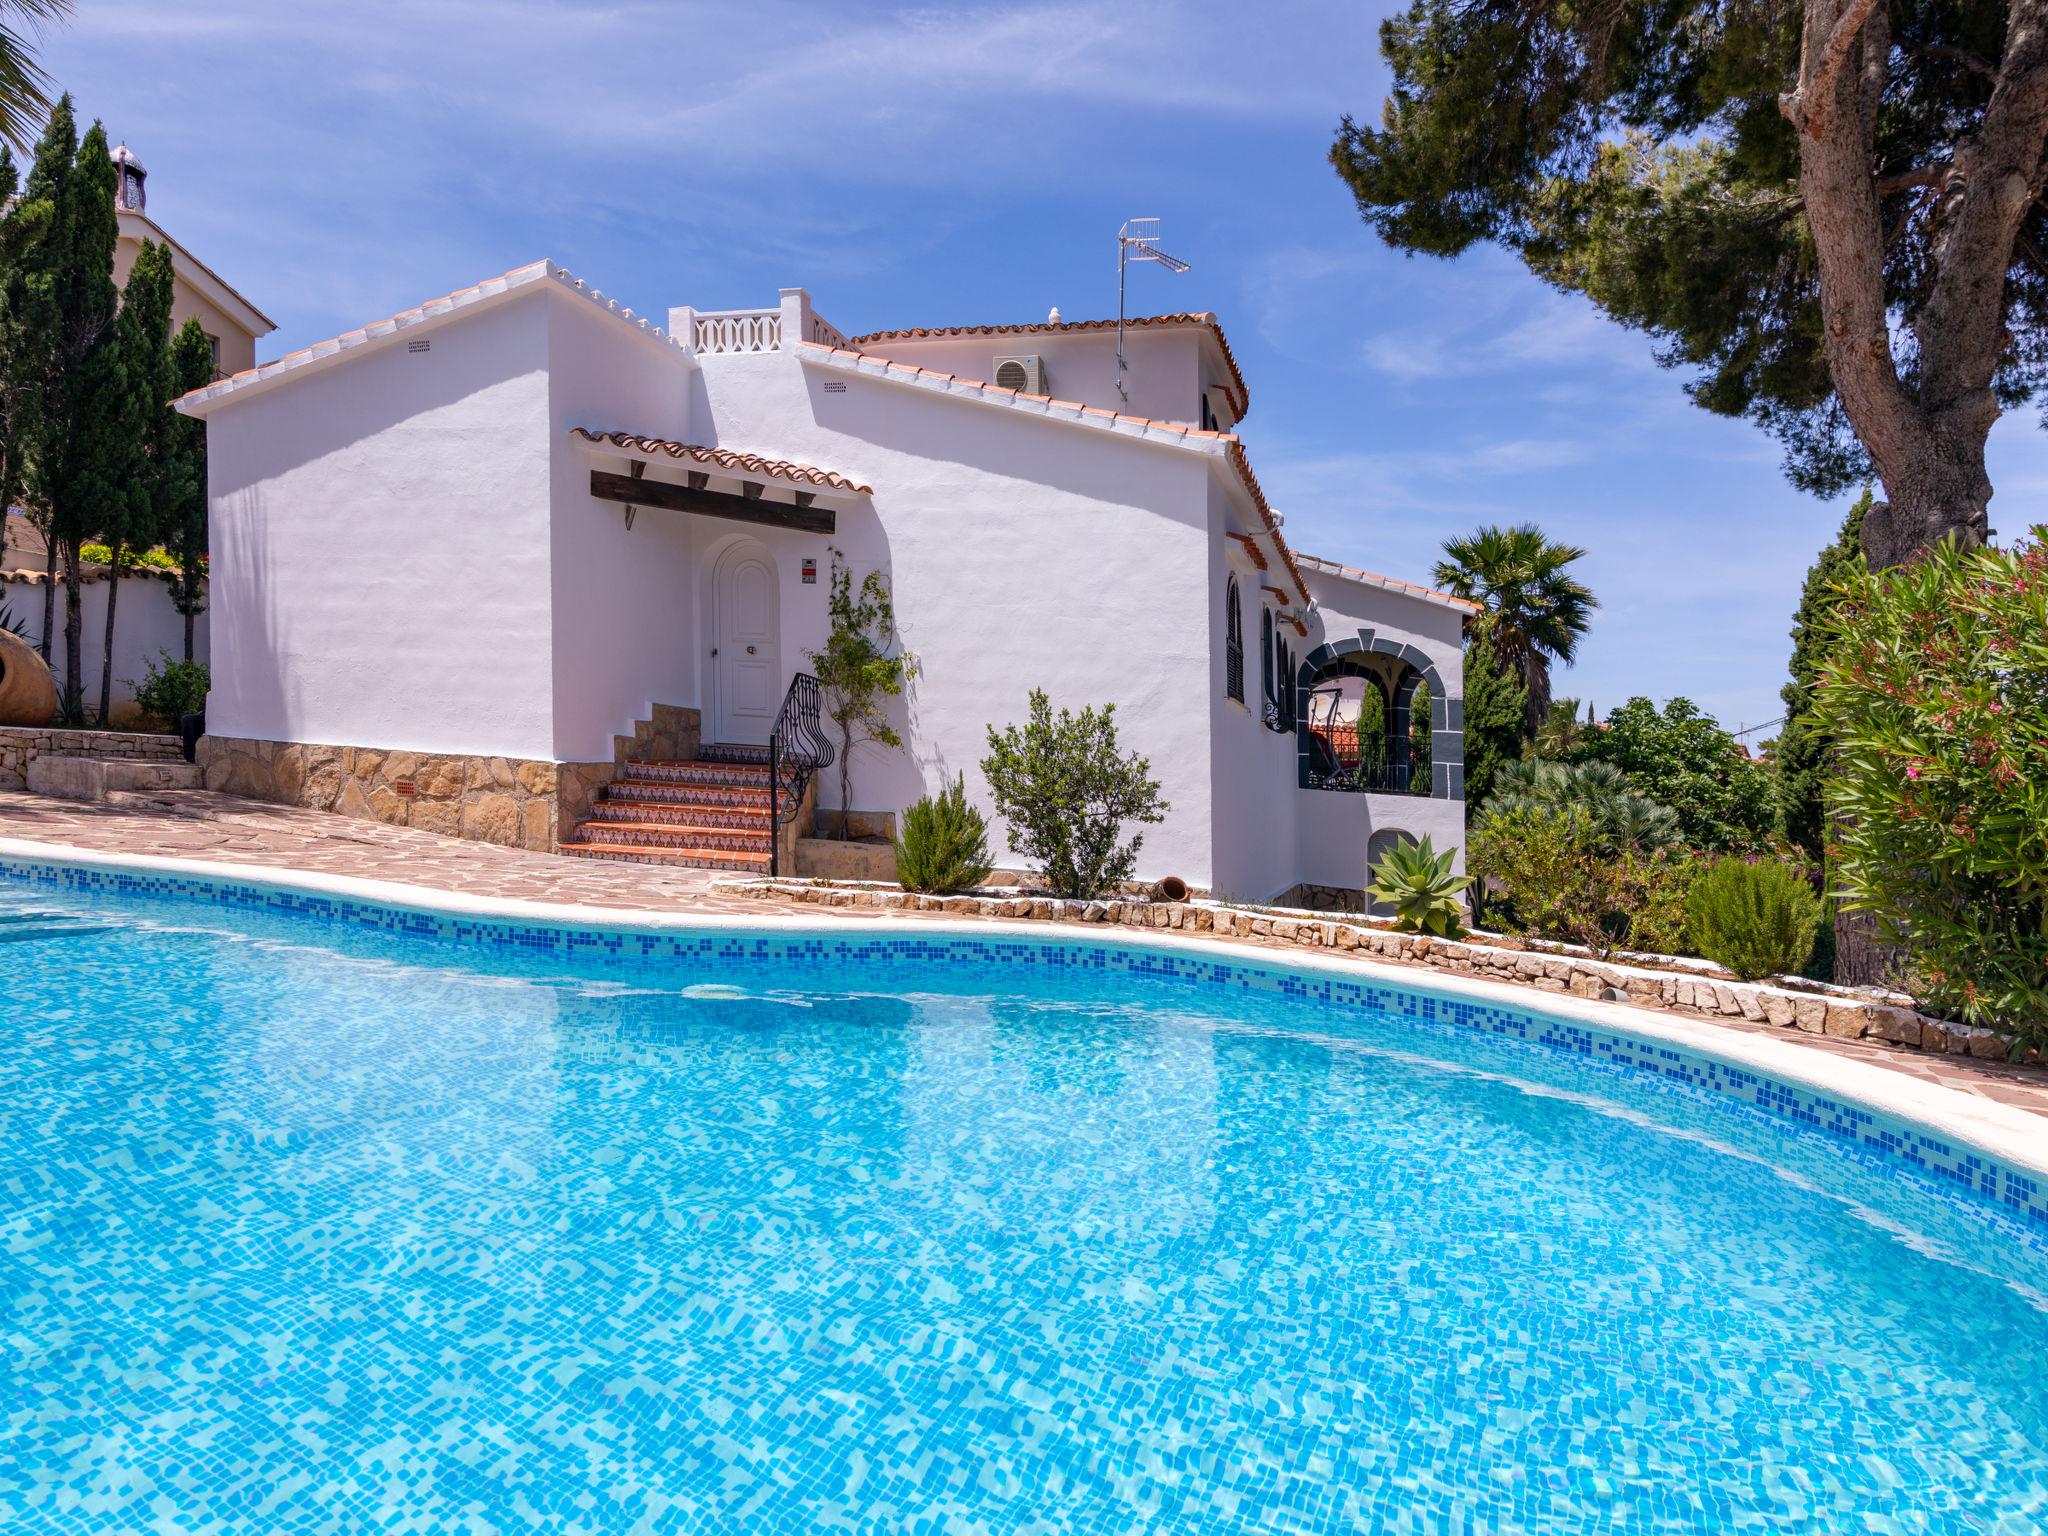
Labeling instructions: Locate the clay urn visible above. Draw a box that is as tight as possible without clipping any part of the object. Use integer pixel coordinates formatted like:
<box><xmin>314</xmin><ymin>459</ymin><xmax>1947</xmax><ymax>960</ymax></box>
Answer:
<box><xmin>0</xmin><ymin>626</ymin><xmax>60</xmax><ymax>725</ymax></box>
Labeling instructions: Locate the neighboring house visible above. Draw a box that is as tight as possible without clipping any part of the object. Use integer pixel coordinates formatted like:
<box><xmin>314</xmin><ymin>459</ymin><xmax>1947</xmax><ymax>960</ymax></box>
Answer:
<box><xmin>176</xmin><ymin>262</ymin><xmax>1472</xmax><ymax>905</ymax></box>
<box><xmin>112</xmin><ymin>145</ymin><xmax>276</xmax><ymax>378</ymax></box>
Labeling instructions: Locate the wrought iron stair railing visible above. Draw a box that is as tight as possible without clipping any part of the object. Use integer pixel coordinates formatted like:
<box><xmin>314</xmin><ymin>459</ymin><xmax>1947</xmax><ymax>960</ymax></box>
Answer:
<box><xmin>767</xmin><ymin>672</ymin><xmax>835</xmax><ymax>876</ymax></box>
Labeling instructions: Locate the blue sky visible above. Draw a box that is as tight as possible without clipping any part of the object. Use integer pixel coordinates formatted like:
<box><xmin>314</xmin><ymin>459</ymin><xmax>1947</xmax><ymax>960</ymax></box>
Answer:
<box><xmin>41</xmin><ymin>1</ymin><xmax>2048</xmax><ymax>736</ymax></box>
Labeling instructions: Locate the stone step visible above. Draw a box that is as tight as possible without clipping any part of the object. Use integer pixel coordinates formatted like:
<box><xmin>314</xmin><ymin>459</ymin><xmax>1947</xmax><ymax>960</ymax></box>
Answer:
<box><xmin>559</xmin><ymin>842</ymin><xmax>772</xmax><ymax>872</ymax></box>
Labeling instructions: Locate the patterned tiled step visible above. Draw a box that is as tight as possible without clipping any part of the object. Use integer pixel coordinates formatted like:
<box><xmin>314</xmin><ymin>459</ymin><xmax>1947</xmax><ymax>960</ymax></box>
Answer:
<box><xmin>562</xmin><ymin>821</ymin><xmax>769</xmax><ymax>854</ymax></box>
<box><xmin>696</xmin><ymin>743</ymin><xmax>772</xmax><ymax>766</ymax></box>
<box><xmin>559</xmin><ymin>842</ymin><xmax>772</xmax><ymax>872</ymax></box>
<box><xmin>585</xmin><ymin>800</ymin><xmax>771</xmax><ymax>832</ymax></box>
<box><xmin>603</xmin><ymin>782</ymin><xmax>774</xmax><ymax>814</ymax></box>
<box><xmin>622</xmin><ymin>759</ymin><xmax>800</xmax><ymax>788</ymax></box>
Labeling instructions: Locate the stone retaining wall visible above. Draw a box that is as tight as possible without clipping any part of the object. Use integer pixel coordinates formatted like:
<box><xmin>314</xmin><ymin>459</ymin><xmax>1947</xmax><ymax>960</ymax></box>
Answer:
<box><xmin>0</xmin><ymin>725</ymin><xmax>184</xmax><ymax>789</ymax></box>
<box><xmin>733</xmin><ymin>880</ymin><xmax>2030</xmax><ymax>1065</ymax></box>
<box><xmin>198</xmin><ymin>735</ymin><xmax>574</xmax><ymax>854</ymax></box>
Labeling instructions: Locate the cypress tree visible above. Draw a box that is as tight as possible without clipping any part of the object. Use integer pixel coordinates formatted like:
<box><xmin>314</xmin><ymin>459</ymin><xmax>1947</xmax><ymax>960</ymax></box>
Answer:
<box><xmin>1778</xmin><ymin>490</ymin><xmax>1870</xmax><ymax>858</ymax></box>
<box><xmin>39</xmin><ymin>120</ymin><xmax>125</xmax><ymax>721</ymax></box>
<box><xmin>1461</xmin><ymin>631</ymin><xmax>1527</xmax><ymax>814</ymax></box>
<box><xmin>14</xmin><ymin>96</ymin><xmax>72</xmax><ymax>661</ymax></box>
<box><xmin>165</xmin><ymin>317</ymin><xmax>211</xmax><ymax>661</ymax></box>
<box><xmin>96</xmin><ymin>237</ymin><xmax>173</xmax><ymax>721</ymax></box>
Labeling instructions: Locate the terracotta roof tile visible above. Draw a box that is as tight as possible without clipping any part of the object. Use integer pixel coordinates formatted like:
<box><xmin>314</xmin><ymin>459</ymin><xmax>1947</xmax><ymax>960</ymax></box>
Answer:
<box><xmin>848</xmin><ymin>313</ymin><xmax>1251</xmax><ymax>419</ymax></box>
<box><xmin>570</xmin><ymin>429</ymin><xmax>872</xmax><ymax>495</ymax></box>
<box><xmin>1293</xmin><ymin>550</ymin><xmax>1481</xmax><ymax>615</ymax></box>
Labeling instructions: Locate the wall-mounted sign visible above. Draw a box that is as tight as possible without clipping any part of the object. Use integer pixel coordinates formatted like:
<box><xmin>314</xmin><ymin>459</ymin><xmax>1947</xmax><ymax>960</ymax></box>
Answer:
<box><xmin>802</xmin><ymin>558</ymin><xmax>818</xmax><ymax>585</ymax></box>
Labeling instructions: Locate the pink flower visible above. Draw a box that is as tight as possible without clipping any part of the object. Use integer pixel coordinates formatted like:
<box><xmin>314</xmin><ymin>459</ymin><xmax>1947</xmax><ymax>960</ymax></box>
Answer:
<box><xmin>1906</xmin><ymin>765</ymin><xmax>1921</xmax><ymax>780</ymax></box>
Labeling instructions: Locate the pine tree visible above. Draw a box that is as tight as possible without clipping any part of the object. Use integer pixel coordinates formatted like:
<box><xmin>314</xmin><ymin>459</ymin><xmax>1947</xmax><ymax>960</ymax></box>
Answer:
<box><xmin>1460</xmin><ymin>631</ymin><xmax>1527</xmax><ymax>814</ymax></box>
<box><xmin>165</xmin><ymin>318</ymin><xmax>211</xmax><ymax>661</ymax></box>
<box><xmin>37</xmin><ymin>119</ymin><xmax>125</xmax><ymax>721</ymax></box>
<box><xmin>1778</xmin><ymin>490</ymin><xmax>1870</xmax><ymax>858</ymax></box>
<box><xmin>96</xmin><ymin>237</ymin><xmax>174</xmax><ymax>721</ymax></box>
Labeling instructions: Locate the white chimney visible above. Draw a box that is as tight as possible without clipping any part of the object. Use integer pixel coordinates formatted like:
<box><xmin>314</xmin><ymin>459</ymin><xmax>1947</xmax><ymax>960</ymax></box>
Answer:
<box><xmin>1047</xmin><ymin>306</ymin><xmax>1062</xmax><ymax>324</ymax></box>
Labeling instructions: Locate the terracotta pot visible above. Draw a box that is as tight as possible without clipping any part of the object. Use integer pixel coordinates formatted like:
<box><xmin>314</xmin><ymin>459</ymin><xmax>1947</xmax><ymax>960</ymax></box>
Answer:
<box><xmin>0</xmin><ymin>626</ymin><xmax>59</xmax><ymax>725</ymax></box>
<box><xmin>1152</xmin><ymin>875</ymin><xmax>1190</xmax><ymax>903</ymax></box>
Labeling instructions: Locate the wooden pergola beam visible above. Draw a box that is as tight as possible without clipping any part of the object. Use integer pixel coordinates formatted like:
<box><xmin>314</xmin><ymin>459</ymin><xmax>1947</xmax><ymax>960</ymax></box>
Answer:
<box><xmin>590</xmin><ymin>469</ymin><xmax>836</xmax><ymax>535</ymax></box>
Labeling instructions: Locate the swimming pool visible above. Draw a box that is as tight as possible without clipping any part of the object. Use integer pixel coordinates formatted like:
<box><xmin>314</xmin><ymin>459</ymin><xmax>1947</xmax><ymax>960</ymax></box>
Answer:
<box><xmin>3</xmin><ymin>850</ymin><xmax>2046</xmax><ymax>1535</ymax></box>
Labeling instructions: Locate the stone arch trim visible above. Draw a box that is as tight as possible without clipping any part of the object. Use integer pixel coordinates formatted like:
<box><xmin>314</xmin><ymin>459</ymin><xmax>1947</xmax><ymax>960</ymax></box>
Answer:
<box><xmin>1295</xmin><ymin>631</ymin><xmax>1463</xmax><ymax>800</ymax></box>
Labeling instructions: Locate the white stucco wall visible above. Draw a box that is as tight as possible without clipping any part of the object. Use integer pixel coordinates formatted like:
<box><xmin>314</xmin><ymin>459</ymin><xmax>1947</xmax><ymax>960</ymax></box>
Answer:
<box><xmin>3</xmin><ymin>572</ymin><xmax>209</xmax><ymax>719</ymax></box>
<box><xmin>852</xmin><ymin>328</ymin><xmax>1215</xmax><ymax>429</ymax></box>
<box><xmin>544</xmin><ymin>293</ymin><xmax>698</xmax><ymax>762</ymax></box>
<box><xmin>201</xmin><ymin>291</ymin><xmax>557</xmax><ymax>758</ymax></box>
<box><xmin>694</xmin><ymin>330</ymin><xmax>1220</xmax><ymax>884</ymax></box>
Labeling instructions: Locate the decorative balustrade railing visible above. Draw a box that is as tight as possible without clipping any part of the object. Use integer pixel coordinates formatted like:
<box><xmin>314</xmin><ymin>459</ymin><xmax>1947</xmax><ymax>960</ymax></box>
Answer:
<box><xmin>808</xmin><ymin>314</ymin><xmax>849</xmax><ymax>350</ymax></box>
<box><xmin>767</xmin><ymin>672</ymin><xmax>836</xmax><ymax>877</ymax></box>
<box><xmin>686</xmin><ymin>309</ymin><xmax>783</xmax><ymax>354</ymax></box>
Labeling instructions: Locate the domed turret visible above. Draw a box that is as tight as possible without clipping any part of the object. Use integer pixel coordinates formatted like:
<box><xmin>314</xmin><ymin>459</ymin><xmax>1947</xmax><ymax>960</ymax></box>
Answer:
<box><xmin>111</xmin><ymin>143</ymin><xmax>146</xmax><ymax>213</ymax></box>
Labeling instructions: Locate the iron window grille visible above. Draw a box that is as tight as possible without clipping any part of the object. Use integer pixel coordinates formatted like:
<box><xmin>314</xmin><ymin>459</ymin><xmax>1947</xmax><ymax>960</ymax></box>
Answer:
<box><xmin>1224</xmin><ymin>576</ymin><xmax>1244</xmax><ymax>703</ymax></box>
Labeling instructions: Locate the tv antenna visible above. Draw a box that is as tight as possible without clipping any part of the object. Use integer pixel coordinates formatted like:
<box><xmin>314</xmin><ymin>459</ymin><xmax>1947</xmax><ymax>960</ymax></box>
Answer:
<box><xmin>1116</xmin><ymin>217</ymin><xmax>1190</xmax><ymax>403</ymax></box>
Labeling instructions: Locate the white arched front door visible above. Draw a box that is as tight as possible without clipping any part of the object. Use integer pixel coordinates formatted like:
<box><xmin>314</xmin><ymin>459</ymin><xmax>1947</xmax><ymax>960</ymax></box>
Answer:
<box><xmin>712</xmin><ymin>543</ymin><xmax>780</xmax><ymax>746</ymax></box>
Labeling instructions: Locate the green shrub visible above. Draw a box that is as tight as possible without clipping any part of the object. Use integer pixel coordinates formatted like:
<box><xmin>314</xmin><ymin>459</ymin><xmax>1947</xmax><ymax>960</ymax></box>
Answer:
<box><xmin>895</xmin><ymin>775</ymin><xmax>995</xmax><ymax>894</ymax></box>
<box><xmin>1470</xmin><ymin>804</ymin><xmax>1696</xmax><ymax>958</ymax></box>
<box><xmin>126</xmin><ymin>652</ymin><xmax>209</xmax><ymax>726</ymax></box>
<box><xmin>1367</xmin><ymin>835</ymin><xmax>1471</xmax><ymax>937</ymax></box>
<box><xmin>1815</xmin><ymin>530</ymin><xmax>2048</xmax><ymax>1044</ymax></box>
<box><xmin>1683</xmin><ymin>856</ymin><xmax>1820</xmax><ymax>981</ymax></box>
<box><xmin>1486</xmin><ymin>759</ymin><xmax>1682</xmax><ymax>852</ymax></box>
<box><xmin>79</xmin><ymin>542</ymin><xmax>181</xmax><ymax>572</ymax></box>
<box><xmin>981</xmin><ymin>690</ymin><xmax>1168</xmax><ymax>899</ymax></box>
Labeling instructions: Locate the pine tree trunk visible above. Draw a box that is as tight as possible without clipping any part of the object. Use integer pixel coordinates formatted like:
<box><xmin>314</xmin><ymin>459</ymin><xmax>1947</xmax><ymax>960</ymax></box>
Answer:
<box><xmin>1832</xmin><ymin>904</ymin><xmax>1900</xmax><ymax>989</ymax></box>
<box><xmin>60</xmin><ymin>539</ymin><xmax>82</xmax><ymax>723</ymax></box>
<box><xmin>98</xmin><ymin>542</ymin><xmax>123</xmax><ymax>726</ymax></box>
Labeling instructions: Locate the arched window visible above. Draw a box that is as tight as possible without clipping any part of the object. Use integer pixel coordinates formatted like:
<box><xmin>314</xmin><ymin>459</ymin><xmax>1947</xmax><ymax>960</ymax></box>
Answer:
<box><xmin>1224</xmin><ymin>576</ymin><xmax>1244</xmax><ymax>703</ymax></box>
<box><xmin>1276</xmin><ymin>637</ymin><xmax>1294</xmax><ymax>731</ymax></box>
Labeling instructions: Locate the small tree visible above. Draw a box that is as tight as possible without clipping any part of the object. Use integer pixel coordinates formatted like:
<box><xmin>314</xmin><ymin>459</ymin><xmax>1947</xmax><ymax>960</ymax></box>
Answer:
<box><xmin>1779</xmin><ymin>490</ymin><xmax>1870</xmax><ymax>858</ymax></box>
<box><xmin>1572</xmin><ymin>697</ymin><xmax>1776</xmax><ymax>853</ymax></box>
<box><xmin>1460</xmin><ymin>631</ymin><xmax>1526</xmax><ymax>813</ymax></box>
<box><xmin>1407</xmin><ymin>674</ymin><xmax>1432</xmax><ymax>791</ymax></box>
<box><xmin>805</xmin><ymin>549</ymin><xmax>910</xmax><ymax>839</ymax></box>
<box><xmin>981</xmin><ymin>690</ymin><xmax>1168</xmax><ymax>899</ymax></box>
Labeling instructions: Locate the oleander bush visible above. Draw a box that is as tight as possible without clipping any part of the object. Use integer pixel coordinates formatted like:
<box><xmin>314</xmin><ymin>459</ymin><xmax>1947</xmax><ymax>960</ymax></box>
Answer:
<box><xmin>1814</xmin><ymin>530</ymin><xmax>2048</xmax><ymax>1047</ymax></box>
<box><xmin>1366</xmin><ymin>835</ymin><xmax>1472</xmax><ymax>938</ymax></box>
<box><xmin>895</xmin><ymin>775</ymin><xmax>995</xmax><ymax>895</ymax></box>
<box><xmin>1683</xmin><ymin>856</ymin><xmax>1820</xmax><ymax>981</ymax></box>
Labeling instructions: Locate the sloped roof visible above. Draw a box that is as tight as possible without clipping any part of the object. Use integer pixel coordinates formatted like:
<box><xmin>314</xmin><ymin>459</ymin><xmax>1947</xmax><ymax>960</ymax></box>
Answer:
<box><xmin>848</xmin><ymin>312</ymin><xmax>1250</xmax><ymax>418</ymax></box>
<box><xmin>569</xmin><ymin>429</ymin><xmax>871</xmax><ymax>494</ymax></box>
<box><xmin>1294</xmin><ymin>551</ymin><xmax>1481</xmax><ymax>615</ymax></box>
<box><xmin>175</xmin><ymin>260</ymin><xmax>682</xmax><ymax>416</ymax></box>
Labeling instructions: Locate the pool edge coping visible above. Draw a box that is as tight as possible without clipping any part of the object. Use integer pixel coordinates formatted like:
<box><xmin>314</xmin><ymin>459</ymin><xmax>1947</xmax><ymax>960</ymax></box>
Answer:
<box><xmin>4</xmin><ymin>833</ymin><xmax>2045</xmax><ymax>1186</ymax></box>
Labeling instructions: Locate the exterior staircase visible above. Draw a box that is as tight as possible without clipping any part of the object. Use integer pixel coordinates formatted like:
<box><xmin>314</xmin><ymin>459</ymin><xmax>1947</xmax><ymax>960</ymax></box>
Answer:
<box><xmin>559</xmin><ymin>744</ymin><xmax>806</xmax><ymax>872</ymax></box>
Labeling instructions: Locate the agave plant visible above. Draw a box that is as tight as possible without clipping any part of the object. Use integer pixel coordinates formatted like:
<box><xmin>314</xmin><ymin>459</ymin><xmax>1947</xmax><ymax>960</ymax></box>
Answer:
<box><xmin>1366</xmin><ymin>835</ymin><xmax>1473</xmax><ymax>938</ymax></box>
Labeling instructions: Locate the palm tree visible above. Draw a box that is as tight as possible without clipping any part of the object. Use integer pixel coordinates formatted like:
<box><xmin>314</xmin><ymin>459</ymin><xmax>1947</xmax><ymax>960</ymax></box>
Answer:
<box><xmin>0</xmin><ymin>2</ymin><xmax>70</xmax><ymax>152</ymax></box>
<box><xmin>1433</xmin><ymin>523</ymin><xmax>1597</xmax><ymax>739</ymax></box>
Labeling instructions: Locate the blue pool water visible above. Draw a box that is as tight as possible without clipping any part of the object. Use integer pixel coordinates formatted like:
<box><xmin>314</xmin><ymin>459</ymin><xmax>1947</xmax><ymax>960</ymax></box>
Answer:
<box><xmin>2</xmin><ymin>871</ymin><xmax>2047</xmax><ymax>1535</ymax></box>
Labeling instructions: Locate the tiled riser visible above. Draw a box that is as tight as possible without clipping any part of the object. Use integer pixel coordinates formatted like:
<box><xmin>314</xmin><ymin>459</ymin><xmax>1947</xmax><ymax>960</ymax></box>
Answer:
<box><xmin>2</xmin><ymin>851</ymin><xmax>2042</xmax><ymax>1239</ymax></box>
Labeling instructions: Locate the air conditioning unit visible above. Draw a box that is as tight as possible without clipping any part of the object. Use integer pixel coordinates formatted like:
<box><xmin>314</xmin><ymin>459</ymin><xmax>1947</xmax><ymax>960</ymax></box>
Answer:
<box><xmin>993</xmin><ymin>353</ymin><xmax>1048</xmax><ymax>394</ymax></box>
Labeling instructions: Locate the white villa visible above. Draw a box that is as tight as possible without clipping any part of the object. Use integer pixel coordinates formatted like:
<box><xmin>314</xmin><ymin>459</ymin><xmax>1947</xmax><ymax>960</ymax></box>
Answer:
<box><xmin>176</xmin><ymin>261</ymin><xmax>1473</xmax><ymax>905</ymax></box>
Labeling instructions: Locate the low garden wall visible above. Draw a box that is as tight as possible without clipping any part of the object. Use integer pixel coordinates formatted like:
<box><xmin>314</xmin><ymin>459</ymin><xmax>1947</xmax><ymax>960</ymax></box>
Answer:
<box><xmin>0</xmin><ymin>725</ymin><xmax>185</xmax><ymax>790</ymax></box>
<box><xmin>726</xmin><ymin>879</ymin><xmax>2027</xmax><ymax>1065</ymax></box>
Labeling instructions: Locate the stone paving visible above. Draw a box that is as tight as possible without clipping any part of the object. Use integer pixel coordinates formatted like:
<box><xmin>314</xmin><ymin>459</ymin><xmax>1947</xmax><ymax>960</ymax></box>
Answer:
<box><xmin>3</xmin><ymin>785</ymin><xmax>2046</xmax><ymax>1122</ymax></box>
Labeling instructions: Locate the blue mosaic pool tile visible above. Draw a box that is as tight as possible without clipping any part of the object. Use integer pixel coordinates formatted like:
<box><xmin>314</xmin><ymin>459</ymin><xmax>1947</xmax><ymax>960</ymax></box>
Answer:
<box><xmin>1</xmin><ymin>851</ymin><xmax>2044</xmax><ymax>1239</ymax></box>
